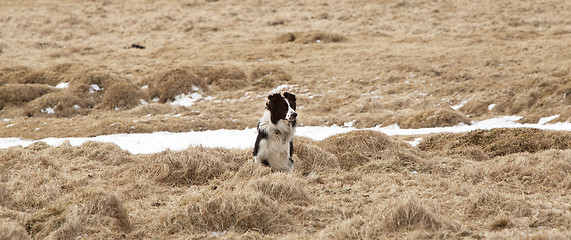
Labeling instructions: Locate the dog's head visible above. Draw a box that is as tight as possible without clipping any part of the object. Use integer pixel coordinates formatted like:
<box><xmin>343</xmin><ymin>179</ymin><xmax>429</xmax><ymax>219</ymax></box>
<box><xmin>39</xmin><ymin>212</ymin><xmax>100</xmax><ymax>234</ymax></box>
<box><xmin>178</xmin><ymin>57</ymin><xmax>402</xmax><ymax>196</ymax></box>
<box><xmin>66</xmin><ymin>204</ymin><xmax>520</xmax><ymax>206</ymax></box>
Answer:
<box><xmin>266</xmin><ymin>92</ymin><xmax>297</xmax><ymax>124</ymax></box>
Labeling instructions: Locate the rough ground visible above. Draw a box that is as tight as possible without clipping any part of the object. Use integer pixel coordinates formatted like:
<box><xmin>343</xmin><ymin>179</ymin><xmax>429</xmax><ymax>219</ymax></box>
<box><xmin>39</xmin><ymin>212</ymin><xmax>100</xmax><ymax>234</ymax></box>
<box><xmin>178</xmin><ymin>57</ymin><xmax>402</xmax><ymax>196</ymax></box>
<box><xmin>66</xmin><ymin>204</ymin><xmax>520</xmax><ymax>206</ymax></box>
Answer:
<box><xmin>1</xmin><ymin>0</ymin><xmax>570</xmax><ymax>239</ymax></box>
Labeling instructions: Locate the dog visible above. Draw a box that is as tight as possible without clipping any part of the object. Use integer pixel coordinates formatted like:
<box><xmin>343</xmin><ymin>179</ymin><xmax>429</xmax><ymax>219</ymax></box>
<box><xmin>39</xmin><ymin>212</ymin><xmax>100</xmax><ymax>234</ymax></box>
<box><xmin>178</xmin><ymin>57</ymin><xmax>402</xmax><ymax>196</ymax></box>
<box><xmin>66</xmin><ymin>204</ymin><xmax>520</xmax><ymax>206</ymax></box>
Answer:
<box><xmin>253</xmin><ymin>92</ymin><xmax>297</xmax><ymax>172</ymax></box>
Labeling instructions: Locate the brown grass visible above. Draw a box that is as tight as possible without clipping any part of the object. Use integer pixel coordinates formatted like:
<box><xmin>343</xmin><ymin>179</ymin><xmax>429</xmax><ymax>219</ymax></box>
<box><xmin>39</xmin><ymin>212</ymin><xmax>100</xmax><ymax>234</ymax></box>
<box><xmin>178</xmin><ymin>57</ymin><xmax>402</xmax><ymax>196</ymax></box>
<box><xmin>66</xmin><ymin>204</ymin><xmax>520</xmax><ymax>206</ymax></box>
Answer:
<box><xmin>276</xmin><ymin>31</ymin><xmax>347</xmax><ymax>44</ymax></box>
<box><xmin>100</xmin><ymin>81</ymin><xmax>148</xmax><ymax>110</ymax></box>
<box><xmin>1</xmin><ymin>0</ymin><xmax>571</xmax><ymax>238</ymax></box>
<box><xmin>1</xmin><ymin>129</ymin><xmax>570</xmax><ymax>238</ymax></box>
<box><xmin>25</xmin><ymin>90</ymin><xmax>95</xmax><ymax>117</ymax></box>
<box><xmin>399</xmin><ymin>108</ymin><xmax>471</xmax><ymax>129</ymax></box>
<box><xmin>192</xmin><ymin>65</ymin><xmax>248</xmax><ymax>90</ymax></box>
<box><xmin>419</xmin><ymin>128</ymin><xmax>571</xmax><ymax>158</ymax></box>
<box><xmin>0</xmin><ymin>84</ymin><xmax>55</xmax><ymax>108</ymax></box>
<box><xmin>146</xmin><ymin>68</ymin><xmax>205</xmax><ymax>103</ymax></box>
<box><xmin>0</xmin><ymin>221</ymin><xmax>31</xmax><ymax>240</ymax></box>
<box><xmin>294</xmin><ymin>137</ymin><xmax>340</xmax><ymax>176</ymax></box>
<box><xmin>249</xmin><ymin>65</ymin><xmax>292</xmax><ymax>89</ymax></box>
<box><xmin>174</xmin><ymin>189</ymin><xmax>294</xmax><ymax>234</ymax></box>
<box><xmin>141</xmin><ymin>147</ymin><xmax>245</xmax><ymax>186</ymax></box>
<box><xmin>246</xmin><ymin>173</ymin><xmax>311</xmax><ymax>205</ymax></box>
<box><xmin>318</xmin><ymin>130</ymin><xmax>412</xmax><ymax>170</ymax></box>
<box><xmin>0</xmin><ymin>66</ymin><xmax>31</xmax><ymax>86</ymax></box>
<box><xmin>380</xmin><ymin>196</ymin><xmax>453</xmax><ymax>232</ymax></box>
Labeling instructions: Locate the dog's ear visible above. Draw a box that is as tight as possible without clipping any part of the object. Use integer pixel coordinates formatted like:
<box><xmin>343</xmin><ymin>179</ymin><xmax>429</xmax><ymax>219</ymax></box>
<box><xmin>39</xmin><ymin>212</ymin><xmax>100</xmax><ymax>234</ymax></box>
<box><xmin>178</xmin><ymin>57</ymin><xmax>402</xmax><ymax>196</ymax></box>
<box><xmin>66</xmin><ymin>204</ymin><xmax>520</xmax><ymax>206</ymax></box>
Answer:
<box><xmin>266</xmin><ymin>93</ymin><xmax>281</xmax><ymax>109</ymax></box>
<box><xmin>283</xmin><ymin>92</ymin><xmax>296</xmax><ymax>110</ymax></box>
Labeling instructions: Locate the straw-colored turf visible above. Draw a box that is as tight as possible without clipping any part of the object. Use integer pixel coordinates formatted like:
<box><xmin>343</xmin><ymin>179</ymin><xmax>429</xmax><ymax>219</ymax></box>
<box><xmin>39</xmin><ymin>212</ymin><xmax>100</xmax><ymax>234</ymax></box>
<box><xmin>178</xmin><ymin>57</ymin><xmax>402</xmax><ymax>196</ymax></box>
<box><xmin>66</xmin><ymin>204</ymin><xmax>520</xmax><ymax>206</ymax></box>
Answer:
<box><xmin>1</xmin><ymin>0</ymin><xmax>570</xmax><ymax>239</ymax></box>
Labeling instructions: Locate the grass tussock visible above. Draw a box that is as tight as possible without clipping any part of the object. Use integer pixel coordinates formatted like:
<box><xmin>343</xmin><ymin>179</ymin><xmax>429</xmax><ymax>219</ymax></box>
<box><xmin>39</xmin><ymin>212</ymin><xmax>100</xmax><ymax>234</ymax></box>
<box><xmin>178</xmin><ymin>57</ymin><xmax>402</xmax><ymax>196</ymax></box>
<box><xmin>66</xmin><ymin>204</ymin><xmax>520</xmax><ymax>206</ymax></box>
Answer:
<box><xmin>400</xmin><ymin>108</ymin><xmax>471</xmax><ymax>129</ymax></box>
<box><xmin>20</xmin><ymin>71</ymin><xmax>60</xmax><ymax>86</ymax></box>
<box><xmin>141</xmin><ymin>147</ymin><xmax>245</xmax><ymax>186</ymax></box>
<box><xmin>318</xmin><ymin>130</ymin><xmax>410</xmax><ymax>170</ymax></box>
<box><xmin>100</xmin><ymin>81</ymin><xmax>148</xmax><ymax>110</ymax></box>
<box><xmin>246</xmin><ymin>173</ymin><xmax>311</xmax><ymax>205</ymax></box>
<box><xmin>419</xmin><ymin>128</ymin><xmax>571</xmax><ymax>159</ymax></box>
<box><xmin>381</xmin><ymin>196</ymin><xmax>453</xmax><ymax>232</ymax></box>
<box><xmin>249</xmin><ymin>65</ymin><xmax>292</xmax><ymax>89</ymax></box>
<box><xmin>25</xmin><ymin>90</ymin><xmax>95</xmax><ymax>117</ymax></box>
<box><xmin>294</xmin><ymin>137</ymin><xmax>340</xmax><ymax>176</ymax></box>
<box><xmin>0</xmin><ymin>220</ymin><xmax>31</xmax><ymax>240</ymax></box>
<box><xmin>146</xmin><ymin>68</ymin><xmax>205</xmax><ymax>103</ymax></box>
<box><xmin>462</xmin><ymin>150</ymin><xmax>571</xmax><ymax>189</ymax></box>
<box><xmin>0</xmin><ymin>66</ymin><xmax>32</xmax><ymax>86</ymax></box>
<box><xmin>276</xmin><ymin>31</ymin><xmax>346</xmax><ymax>44</ymax></box>
<box><xmin>178</xmin><ymin>188</ymin><xmax>294</xmax><ymax>234</ymax></box>
<box><xmin>192</xmin><ymin>65</ymin><xmax>248</xmax><ymax>90</ymax></box>
<box><xmin>0</xmin><ymin>84</ymin><xmax>55</xmax><ymax>108</ymax></box>
<box><xmin>26</xmin><ymin>190</ymin><xmax>131</xmax><ymax>239</ymax></box>
<box><xmin>320</xmin><ymin>195</ymin><xmax>455</xmax><ymax>239</ymax></box>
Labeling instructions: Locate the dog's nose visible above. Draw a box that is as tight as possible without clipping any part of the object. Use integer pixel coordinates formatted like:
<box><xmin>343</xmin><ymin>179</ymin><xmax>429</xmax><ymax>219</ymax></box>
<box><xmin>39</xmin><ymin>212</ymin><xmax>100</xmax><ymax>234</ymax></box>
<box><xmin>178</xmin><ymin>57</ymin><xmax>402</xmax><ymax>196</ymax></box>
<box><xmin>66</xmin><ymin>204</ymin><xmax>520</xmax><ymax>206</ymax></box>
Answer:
<box><xmin>291</xmin><ymin>112</ymin><xmax>297</xmax><ymax>119</ymax></box>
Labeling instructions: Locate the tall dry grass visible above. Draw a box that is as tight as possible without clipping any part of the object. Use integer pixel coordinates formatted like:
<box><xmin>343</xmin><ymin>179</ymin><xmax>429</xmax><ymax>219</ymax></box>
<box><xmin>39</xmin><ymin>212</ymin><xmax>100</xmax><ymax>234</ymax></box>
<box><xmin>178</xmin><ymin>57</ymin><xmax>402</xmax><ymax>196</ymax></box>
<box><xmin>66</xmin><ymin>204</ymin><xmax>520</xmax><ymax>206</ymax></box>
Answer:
<box><xmin>1</xmin><ymin>128</ymin><xmax>571</xmax><ymax>239</ymax></box>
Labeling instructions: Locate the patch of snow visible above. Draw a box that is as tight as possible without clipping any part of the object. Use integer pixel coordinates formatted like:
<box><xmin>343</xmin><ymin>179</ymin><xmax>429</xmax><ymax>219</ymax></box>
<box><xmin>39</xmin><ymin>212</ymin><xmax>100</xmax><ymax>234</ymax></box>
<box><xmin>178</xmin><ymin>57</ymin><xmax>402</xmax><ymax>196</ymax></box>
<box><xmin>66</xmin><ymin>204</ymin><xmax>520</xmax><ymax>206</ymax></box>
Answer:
<box><xmin>204</xmin><ymin>96</ymin><xmax>216</xmax><ymax>101</ymax></box>
<box><xmin>169</xmin><ymin>93</ymin><xmax>202</xmax><ymax>107</ymax></box>
<box><xmin>41</xmin><ymin>107</ymin><xmax>55</xmax><ymax>114</ymax></box>
<box><xmin>538</xmin><ymin>115</ymin><xmax>559</xmax><ymax>125</ymax></box>
<box><xmin>73</xmin><ymin>105</ymin><xmax>81</xmax><ymax>109</ymax></box>
<box><xmin>140</xmin><ymin>99</ymin><xmax>148</xmax><ymax>105</ymax></box>
<box><xmin>6</xmin><ymin>124</ymin><xmax>15</xmax><ymax>128</ymax></box>
<box><xmin>89</xmin><ymin>84</ymin><xmax>101</xmax><ymax>94</ymax></box>
<box><xmin>272</xmin><ymin>84</ymin><xmax>296</xmax><ymax>93</ymax></box>
<box><xmin>488</xmin><ymin>104</ymin><xmax>496</xmax><ymax>111</ymax></box>
<box><xmin>192</xmin><ymin>85</ymin><xmax>200</xmax><ymax>91</ymax></box>
<box><xmin>55</xmin><ymin>82</ymin><xmax>69</xmax><ymax>89</ymax></box>
<box><xmin>152</xmin><ymin>97</ymin><xmax>159</xmax><ymax>102</ymax></box>
<box><xmin>2</xmin><ymin>118</ymin><xmax>10</xmax><ymax>122</ymax></box>
<box><xmin>343</xmin><ymin>120</ymin><xmax>355</xmax><ymax>127</ymax></box>
<box><xmin>141</xmin><ymin>85</ymin><xmax>148</xmax><ymax>90</ymax></box>
<box><xmin>406</xmin><ymin>137</ymin><xmax>423</xmax><ymax>147</ymax></box>
<box><xmin>450</xmin><ymin>99</ymin><xmax>468</xmax><ymax>110</ymax></box>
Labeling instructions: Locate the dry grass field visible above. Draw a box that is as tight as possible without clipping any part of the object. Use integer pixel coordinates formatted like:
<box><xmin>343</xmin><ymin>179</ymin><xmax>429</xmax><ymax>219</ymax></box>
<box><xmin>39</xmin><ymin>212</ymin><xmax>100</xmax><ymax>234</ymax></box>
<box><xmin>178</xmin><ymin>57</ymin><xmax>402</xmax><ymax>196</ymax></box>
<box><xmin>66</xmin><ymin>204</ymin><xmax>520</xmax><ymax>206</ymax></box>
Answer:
<box><xmin>1</xmin><ymin>0</ymin><xmax>570</xmax><ymax>239</ymax></box>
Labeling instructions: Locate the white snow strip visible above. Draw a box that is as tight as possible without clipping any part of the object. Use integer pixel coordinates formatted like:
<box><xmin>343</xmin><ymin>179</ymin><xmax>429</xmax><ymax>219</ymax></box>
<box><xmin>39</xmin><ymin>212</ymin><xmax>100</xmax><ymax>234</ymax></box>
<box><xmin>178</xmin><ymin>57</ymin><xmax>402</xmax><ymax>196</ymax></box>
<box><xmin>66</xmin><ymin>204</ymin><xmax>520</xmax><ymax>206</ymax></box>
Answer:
<box><xmin>2</xmin><ymin>116</ymin><xmax>571</xmax><ymax>154</ymax></box>
<box><xmin>537</xmin><ymin>115</ymin><xmax>559</xmax><ymax>125</ymax></box>
<box><xmin>488</xmin><ymin>104</ymin><xmax>496</xmax><ymax>111</ymax></box>
<box><xmin>55</xmin><ymin>82</ymin><xmax>69</xmax><ymax>89</ymax></box>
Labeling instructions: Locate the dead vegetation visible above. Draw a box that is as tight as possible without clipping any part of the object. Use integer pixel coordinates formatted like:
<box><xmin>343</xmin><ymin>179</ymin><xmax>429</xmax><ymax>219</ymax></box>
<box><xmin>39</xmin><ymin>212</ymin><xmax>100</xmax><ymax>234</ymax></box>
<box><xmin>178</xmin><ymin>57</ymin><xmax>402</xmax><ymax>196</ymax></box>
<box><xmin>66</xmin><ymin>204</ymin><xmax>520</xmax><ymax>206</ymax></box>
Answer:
<box><xmin>1</xmin><ymin>0</ymin><xmax>571</xmax><ymax>239</ymax></box>
<box><xmin>276</xmin><ymin>31</ymin><xmax>347</xmax><ymax>44</ymax></box>
<box><xmin>1</xmin><ymin>128</ymin><xmax>570</xmax><ymax>239</ymax></box>
<box><xmin>100</xmin><ymin>81</ymin><xmax>148</xmax><ymax>110</ymax></box>
<box><xmin>419</xmin><ymin>128</ymin><xmax>571</xmax><ymax>159</ymax></box>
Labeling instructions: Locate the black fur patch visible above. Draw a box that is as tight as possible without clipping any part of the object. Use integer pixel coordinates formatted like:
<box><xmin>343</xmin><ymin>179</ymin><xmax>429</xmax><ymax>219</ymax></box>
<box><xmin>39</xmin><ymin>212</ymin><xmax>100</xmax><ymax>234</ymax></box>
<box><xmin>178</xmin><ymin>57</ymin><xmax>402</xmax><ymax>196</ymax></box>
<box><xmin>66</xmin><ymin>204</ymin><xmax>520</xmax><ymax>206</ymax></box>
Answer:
<box><xmin>253</xmin><ymin>122</ymin><xmax>268</xmax><ymax>156</ymax></box>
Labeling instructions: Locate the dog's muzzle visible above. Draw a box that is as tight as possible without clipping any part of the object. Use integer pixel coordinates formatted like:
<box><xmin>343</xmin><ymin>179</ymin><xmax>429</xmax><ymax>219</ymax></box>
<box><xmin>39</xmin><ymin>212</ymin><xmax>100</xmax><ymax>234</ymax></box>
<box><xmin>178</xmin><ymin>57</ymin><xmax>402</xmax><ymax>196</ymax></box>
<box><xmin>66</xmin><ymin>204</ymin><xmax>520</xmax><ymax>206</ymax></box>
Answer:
<box><xmin>287</xmin><ymin>112</ymin><xmax>298</xmax><ymax>121</ymax></box>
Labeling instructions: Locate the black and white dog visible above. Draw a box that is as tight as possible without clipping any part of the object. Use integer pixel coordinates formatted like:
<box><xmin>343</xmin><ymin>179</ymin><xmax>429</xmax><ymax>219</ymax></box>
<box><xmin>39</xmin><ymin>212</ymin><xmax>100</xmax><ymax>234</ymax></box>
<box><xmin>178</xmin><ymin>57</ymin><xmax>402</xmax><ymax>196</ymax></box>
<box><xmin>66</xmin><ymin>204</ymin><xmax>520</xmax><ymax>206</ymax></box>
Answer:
<box><xmin>253</xmin><ymin>92</ymin><xmax>297</xmax><ymax>172</ymax></box>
